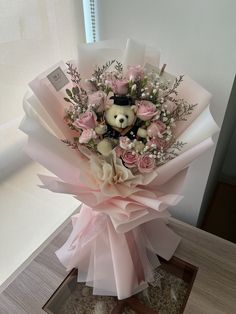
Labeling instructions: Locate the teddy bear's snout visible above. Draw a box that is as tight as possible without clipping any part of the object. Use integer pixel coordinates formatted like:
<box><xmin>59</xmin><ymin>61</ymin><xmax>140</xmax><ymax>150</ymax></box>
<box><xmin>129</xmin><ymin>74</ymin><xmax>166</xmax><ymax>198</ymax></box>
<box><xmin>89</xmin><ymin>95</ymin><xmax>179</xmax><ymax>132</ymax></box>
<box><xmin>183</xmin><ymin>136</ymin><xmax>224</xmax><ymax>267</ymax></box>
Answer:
<box><xmin>116</xmin><ymin>114</ymin><xmax>128</xmax><ymax>128</ymax></box>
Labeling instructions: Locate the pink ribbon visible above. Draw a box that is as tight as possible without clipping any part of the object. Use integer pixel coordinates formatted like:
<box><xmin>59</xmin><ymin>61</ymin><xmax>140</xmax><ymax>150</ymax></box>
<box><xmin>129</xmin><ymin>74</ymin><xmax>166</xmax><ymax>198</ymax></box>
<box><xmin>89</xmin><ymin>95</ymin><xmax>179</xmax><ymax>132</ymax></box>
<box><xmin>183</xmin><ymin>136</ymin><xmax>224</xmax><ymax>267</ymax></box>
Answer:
<box><xmin>55</xmin><ymin>204</ymin><xmax>181</xmax><ymax>299</ymax></box>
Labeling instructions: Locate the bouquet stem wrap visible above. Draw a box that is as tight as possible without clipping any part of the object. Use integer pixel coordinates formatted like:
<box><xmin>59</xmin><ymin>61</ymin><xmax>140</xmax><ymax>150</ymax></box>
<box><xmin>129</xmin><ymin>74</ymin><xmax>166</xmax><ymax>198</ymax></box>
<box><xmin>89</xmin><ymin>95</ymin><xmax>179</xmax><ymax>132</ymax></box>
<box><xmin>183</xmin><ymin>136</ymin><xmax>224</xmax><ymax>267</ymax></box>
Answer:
<box><xmin>55</xmin><ymin>204</ymin><xmax>181</xmax><ymax>299</ymax></box>
<box><xmin>20</xmin><ymin>39</ymin><xmax>219</xmax><ymax>299</ymax></box>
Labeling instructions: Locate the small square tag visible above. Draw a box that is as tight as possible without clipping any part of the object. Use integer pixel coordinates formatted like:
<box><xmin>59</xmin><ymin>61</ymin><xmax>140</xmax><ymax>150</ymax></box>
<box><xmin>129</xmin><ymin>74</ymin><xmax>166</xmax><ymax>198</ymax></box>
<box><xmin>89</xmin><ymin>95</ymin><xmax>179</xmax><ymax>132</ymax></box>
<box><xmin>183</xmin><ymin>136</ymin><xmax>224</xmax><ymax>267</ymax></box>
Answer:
<box><xmin>47</xmin><ymin>67</ymin><xmax>69</xmax><ymax>91</ymax></box>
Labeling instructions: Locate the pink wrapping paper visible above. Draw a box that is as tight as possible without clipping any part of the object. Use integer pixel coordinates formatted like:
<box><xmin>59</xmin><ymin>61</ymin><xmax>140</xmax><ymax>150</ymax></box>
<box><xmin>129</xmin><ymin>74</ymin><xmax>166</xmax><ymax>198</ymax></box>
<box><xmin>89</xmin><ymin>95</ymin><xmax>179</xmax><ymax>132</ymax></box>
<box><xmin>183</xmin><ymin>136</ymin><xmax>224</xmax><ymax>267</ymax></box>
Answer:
<box><xmin>20</xmin><ymin>39</ymin><xmax>219</xmax><ymax>299</ymax></box>
<box><xmin>55</xmin><ymin>204</ymin><xmax>180</xmax><ymax>299</ymax></box>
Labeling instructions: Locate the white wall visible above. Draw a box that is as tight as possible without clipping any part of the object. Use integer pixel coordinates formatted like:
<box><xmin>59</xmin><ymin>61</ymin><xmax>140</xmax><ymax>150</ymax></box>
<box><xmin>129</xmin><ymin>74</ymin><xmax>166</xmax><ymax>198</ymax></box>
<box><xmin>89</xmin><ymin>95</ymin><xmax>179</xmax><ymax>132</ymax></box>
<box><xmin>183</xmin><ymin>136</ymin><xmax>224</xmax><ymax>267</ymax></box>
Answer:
<box><xmin>97</xmin><ymin>0</ymin><xmax>236</xmax><ymax>225</ymax></box>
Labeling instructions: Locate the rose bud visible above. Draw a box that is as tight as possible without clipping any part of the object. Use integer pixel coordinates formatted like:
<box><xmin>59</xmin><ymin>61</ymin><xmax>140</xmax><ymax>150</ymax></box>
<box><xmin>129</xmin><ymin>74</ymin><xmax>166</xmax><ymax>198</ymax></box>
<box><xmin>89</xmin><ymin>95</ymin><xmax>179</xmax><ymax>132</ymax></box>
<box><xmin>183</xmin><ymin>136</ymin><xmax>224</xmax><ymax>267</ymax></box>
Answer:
<box><xmin>95</xmin><ymin>124</ymin><xmax>107</xmax><ymax>135</ymax></box>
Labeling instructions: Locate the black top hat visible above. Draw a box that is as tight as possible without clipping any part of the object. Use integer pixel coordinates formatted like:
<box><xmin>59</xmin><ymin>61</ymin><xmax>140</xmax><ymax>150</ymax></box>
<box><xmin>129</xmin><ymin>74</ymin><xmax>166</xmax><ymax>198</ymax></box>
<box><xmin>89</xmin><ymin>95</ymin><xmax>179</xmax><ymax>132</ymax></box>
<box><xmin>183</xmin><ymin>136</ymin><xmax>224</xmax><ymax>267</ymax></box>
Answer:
<box><xmin>110</xmin><ymin>95</ymin><xmax>133</xmax><ymax>106</ymax></box>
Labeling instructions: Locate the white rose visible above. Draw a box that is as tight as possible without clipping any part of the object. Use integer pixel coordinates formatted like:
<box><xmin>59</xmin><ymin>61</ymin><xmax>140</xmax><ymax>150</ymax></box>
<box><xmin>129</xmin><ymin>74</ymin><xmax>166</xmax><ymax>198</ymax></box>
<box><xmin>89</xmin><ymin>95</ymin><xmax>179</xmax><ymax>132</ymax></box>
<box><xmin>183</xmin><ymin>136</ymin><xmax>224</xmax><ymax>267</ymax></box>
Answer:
<box><xmin>97</xmin><ymin>139</ymin><xmax>113</xmax><ymax>156</ymax></box>
<box><xmin>95</xmin><ymin>124</ymin><xmax>107</xmax><ymax>135</ymax></box>
<box><xmin>134</xmin><ymin>141</ymin><xmax>145</xmax><ymax>152</ymax></box>
<box><xmin>137</xmin><ymin>128</ymin><xmax>147</xmax><ymax>138</ymax></box>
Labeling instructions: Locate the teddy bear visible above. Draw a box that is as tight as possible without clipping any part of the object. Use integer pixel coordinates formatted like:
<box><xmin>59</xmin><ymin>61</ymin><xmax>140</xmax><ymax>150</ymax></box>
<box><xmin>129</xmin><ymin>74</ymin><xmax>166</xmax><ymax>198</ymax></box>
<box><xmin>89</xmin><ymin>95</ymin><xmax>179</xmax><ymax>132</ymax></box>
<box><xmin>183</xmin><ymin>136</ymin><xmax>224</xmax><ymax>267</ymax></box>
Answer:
<box><xmin>97</xmin><ymin>95</ymin><xmax>136</xmax><ymax>156</ymax></box>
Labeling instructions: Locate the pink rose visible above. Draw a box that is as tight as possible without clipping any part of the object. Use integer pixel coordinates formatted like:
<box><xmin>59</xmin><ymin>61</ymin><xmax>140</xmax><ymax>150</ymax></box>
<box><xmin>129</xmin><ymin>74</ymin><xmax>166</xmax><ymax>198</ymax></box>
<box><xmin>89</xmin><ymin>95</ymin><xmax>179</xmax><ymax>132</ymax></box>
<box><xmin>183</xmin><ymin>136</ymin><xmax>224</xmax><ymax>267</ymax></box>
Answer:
<box><xmin>114</xmin><ymin>146</ymin><xmax>124</xmax><ymax>158</ymax></box>
<box><xmin>136</xmin><ymin>101</ymin><xmax>158</xmax><ymax>121</ymax></box>
<box><xmin>122</xmin><ymin>150</ymin><xmax>139</xmax><ymax>168</ymax></box>
<box><xmin>112</xmin><ymin>79</ymin><xmax>129</xmax><ymax>95</ymax></box>
<box><xmin>147</xmin><ymin>138</ymin><xmax>166</xmax><ymax>150</ymax></box>
<box><xmin>79</xmin><ymin>129</ymin><xmax>97</xmax><ymax>144</ymax></box>
<box><xmin>119</xmin><ymin>137</ymin><xmax>131</xmax><ymax>150</ymax></box>
<box><xmin>126</xmin><ymin>65</ymin><xmax>145</xmax><ymax>81</ymax></box>
<box><xmin>147</xmin><ymin>120</ymin><xmax>166</xmax><ymax>138</ymax></box>
<box><xmin>137</xmin><ymin>154</ymin><xmax>155</xmax><ymax>173</ymax></box>
<box><xmin>88</xmin><ymin>91</ymin><xmax>106</xmax><ymax>112</ymax></box>
<box><xmin>73</xmin><ymin>111</ymin><xmax>97</xmax><ymax>130</ymax></box>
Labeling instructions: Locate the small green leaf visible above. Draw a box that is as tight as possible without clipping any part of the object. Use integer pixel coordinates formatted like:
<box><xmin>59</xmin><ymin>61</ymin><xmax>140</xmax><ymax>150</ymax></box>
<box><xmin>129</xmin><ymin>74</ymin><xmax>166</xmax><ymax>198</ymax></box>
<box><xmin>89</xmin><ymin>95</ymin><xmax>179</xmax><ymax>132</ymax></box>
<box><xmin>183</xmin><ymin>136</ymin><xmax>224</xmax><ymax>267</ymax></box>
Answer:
<box><xmin>72</xmin><ymin>86</ymin><xmax>80</xmax><ymax>95</ymax></box>
<box><xmin>64</xmin><ymin>97</ymin><xmax>71</xmax><ymax>102</ymax></box>
<box><xmin>66</xmin><ymin>89</ymin><xmax>72</xmax><ymax>97</ymax></box>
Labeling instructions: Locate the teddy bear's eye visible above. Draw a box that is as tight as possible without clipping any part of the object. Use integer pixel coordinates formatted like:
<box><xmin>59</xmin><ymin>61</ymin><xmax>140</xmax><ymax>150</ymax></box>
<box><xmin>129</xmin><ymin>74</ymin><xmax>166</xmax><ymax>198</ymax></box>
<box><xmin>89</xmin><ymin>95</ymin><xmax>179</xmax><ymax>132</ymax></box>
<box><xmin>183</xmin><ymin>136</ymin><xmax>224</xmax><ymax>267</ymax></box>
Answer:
<box><xmin>114</xmin><ymin>115</ymin><xmax>117</xmax><ymax>119</ymax></box>
<box><xmin>125</xmin><ymin>115</ymin><xmax>129</xmax><ymax>119</ymax></box>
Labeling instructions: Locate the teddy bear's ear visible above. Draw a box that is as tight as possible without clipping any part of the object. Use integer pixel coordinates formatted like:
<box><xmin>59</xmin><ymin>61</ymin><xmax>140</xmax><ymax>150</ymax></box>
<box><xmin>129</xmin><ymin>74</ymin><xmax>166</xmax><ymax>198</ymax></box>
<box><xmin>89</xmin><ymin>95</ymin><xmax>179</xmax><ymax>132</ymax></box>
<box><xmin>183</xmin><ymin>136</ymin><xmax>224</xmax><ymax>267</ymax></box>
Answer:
<box><xmin>105</xmin><ymin>103</ymin><xmax>112</xmax><ymax>110</ymax></box>
<box><xmin>131</xmin><ymin>105</ymin><xmax>137</xmax><ymax>113</ymax></box>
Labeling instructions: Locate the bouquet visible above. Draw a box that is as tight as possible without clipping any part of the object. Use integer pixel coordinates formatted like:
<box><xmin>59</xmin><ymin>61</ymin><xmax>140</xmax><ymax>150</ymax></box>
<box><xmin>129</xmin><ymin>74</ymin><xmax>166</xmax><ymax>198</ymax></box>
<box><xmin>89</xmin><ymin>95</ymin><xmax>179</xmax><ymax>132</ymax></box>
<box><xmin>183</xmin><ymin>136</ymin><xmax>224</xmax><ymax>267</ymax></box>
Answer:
<box><xmin>63</xmin><ymin>61</ymin><xmax>192</xmax><ymax>172</ymax></box>
<box><xmin>20</xmin><ymin>39</ymin><xmax>218</xmax><ymax>299</ymax></box>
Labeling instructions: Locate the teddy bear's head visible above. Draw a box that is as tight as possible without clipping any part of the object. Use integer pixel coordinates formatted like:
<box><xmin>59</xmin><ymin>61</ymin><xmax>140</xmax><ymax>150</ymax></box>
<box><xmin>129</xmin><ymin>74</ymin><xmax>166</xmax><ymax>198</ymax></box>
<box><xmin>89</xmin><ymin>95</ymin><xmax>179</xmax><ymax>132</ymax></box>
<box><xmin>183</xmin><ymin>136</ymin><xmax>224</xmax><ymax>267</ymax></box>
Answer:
<box><xmin>105</xmin><ymin>96</ymin><xmax>135</xmax><ymax>130</ymax></box>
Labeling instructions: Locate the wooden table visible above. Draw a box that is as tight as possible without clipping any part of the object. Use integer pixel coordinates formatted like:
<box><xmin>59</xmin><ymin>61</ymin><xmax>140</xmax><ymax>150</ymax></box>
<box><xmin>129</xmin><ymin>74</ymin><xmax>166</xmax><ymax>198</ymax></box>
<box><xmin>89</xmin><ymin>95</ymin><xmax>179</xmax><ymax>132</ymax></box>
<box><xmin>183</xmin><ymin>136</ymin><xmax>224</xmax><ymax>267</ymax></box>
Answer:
<box><xmin>0</xmin><ymin>218</ymin><xmax>235</xmax><ymax>313</ymax></box>
<box><xmin>169</xmin><ymin>219</ymin><xmax>236</xmax><ymax>313</ymax></box>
